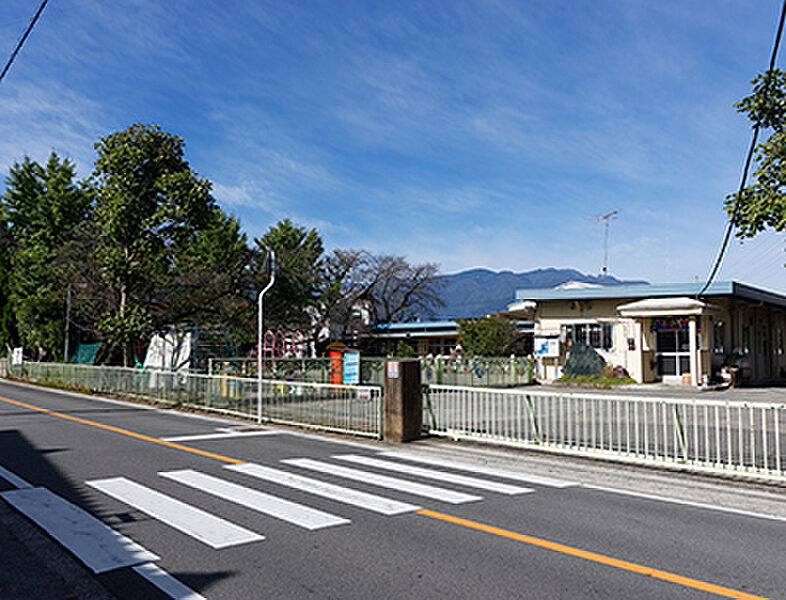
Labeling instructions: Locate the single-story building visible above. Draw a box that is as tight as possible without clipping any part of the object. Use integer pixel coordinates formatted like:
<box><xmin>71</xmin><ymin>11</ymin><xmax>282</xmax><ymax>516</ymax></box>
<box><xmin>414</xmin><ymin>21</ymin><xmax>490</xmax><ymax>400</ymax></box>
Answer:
<box><xmin>501</xmin><ymin>280</ymin><xmax>786</xmax><ymax>386</ymax></box>
<box><xmin>366</xmin><ymin>320</ymin><xmax>533</xmax><ymax>357</ymax></box>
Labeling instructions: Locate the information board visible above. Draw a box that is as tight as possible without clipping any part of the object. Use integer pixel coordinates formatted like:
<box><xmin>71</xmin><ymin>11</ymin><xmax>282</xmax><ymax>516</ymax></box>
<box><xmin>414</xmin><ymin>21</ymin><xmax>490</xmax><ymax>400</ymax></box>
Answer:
<box><xmin>343</xmin><ymin>351</ymin><xmax>360</xmax><ymax>384</ymax></box>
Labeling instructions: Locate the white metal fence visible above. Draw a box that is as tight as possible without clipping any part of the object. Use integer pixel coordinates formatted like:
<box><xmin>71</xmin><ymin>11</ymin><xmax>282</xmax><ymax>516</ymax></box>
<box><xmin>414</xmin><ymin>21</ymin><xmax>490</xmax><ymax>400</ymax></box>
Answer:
<box><xmin>424</xmin><ymin>385</ymin><xmax>786</xmax><ymax>482</ymax></box>
<box><xmin>9</xmin><ymin>362</ymin><xmax>382</xmax><ymax>438</ymax></box>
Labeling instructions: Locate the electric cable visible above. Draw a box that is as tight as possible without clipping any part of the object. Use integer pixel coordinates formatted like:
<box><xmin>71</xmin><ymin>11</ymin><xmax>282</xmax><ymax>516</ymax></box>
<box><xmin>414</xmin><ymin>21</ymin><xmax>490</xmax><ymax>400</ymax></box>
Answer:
<box><xmin>698</xmin><ymin>0</ymin><xmax>786</xmax><ymax>297</ymax></box>
<box><xmin>0</xmin><ymin>0</ymin><xmax>105</xmax><ymax>30</ymax></box>
<box><xmin>0</xmin><ymin>0</ymin><xmax>49</xmax><ymax>85</ymax></box>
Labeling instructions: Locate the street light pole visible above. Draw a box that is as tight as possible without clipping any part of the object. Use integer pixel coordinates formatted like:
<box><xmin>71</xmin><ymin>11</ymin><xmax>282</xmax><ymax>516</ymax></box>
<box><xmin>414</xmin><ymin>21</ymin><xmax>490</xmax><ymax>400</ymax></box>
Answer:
<box><xmin>257</xmin><ymin>250</ymin><xmax>276</xmax><ymax>424</ymax></box>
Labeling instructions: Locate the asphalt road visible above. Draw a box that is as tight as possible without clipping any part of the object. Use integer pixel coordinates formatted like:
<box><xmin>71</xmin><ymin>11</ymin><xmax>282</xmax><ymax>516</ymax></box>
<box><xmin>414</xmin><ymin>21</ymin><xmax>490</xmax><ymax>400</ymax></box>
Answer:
<box><xmin>0</xmin><ymin>379</ymin><xmax>784</xmax><ymax>600</ymax></box>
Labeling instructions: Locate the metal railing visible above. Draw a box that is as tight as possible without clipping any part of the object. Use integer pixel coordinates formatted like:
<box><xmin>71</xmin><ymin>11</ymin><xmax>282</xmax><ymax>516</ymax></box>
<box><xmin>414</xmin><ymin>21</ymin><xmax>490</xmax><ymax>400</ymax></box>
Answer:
<box><xmin>424</xmin><ymin>385</ymin><xmax>786</xmax><ymax>482</ymax></box>
<box><xmin>422</xmin><ymin>355</ymin><xmax>533</xmax><ymax>387</ymax></box>
<box><xmin>9</xmin><ymin>362</ymin><xmax>382</xmax><ymax>438</ymax></box>
<box><xmin>210</xmin><ymin>354</ymin><xmax>534</xmax><ymax>388</ymax></box>
<box><xmin>208</xmin><ymin>356</ymin><xmax>388</xmax><ymax>385</ymax></box>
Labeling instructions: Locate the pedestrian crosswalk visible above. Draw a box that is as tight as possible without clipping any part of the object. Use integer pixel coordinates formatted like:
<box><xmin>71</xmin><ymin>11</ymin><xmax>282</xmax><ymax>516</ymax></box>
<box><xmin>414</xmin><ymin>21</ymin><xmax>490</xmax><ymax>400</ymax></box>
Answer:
<box><xmin>86</xmin><ymin>452</ymin><xmax>578</xmax><ymax>551</ymax></box>
<box><xmin>86</xmin><ymin>477</ymin><xmax>264</xmax><ymax>549</ymax></box>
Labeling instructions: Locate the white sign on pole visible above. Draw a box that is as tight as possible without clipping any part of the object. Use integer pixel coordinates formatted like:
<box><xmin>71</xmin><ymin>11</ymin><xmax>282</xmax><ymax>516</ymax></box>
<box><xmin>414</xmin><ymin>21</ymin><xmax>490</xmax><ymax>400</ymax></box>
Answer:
<box><xmin>12</xmin><ymin>347</ymin><xmax>23</xmax><ymax>366</ymax></box>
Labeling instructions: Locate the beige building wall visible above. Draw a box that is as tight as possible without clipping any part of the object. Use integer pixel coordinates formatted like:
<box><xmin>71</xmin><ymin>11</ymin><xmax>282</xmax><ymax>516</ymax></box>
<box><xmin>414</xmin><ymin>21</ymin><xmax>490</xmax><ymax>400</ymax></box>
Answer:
<box><xmin>532</xmin><ymin>295</ymin><xmax>786</xmax><ymax>385</ymax></box>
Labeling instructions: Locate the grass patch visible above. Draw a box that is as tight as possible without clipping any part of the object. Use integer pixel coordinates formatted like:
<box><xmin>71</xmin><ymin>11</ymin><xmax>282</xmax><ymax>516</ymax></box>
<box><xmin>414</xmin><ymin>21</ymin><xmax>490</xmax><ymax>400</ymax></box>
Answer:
<box><xmin>555</xmin><ymin>374</ymin><xmax>637</xmax><ymax>389</ymax></box>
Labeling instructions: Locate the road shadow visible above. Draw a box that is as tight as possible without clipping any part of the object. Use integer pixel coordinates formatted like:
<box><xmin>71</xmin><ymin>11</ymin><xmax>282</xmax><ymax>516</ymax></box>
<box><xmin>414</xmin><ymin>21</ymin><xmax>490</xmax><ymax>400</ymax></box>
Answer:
<box><xmin>0</xmin><ymin>429</ymin><xmax>234</xmax><ymax>598</ymax></box>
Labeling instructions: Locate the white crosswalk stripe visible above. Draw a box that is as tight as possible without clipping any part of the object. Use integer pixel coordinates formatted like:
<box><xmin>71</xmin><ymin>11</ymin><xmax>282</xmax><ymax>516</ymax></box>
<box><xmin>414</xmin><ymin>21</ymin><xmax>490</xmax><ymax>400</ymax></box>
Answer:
<box><xmin>160</xmin><ymin>469</ymin><xmax>349</xmax><ymax>530</ymax></box>
<box><xmin>281</xmin><ymin>458</ymin><xmax>483</xmax><ymax>504</ymax></box>
<box><xmin>82</xmin><ymin>452</ymin><xmax>568</xmax><ymax>554</ymax></box>
<box><xmin>226</xmin><ymin>463</ymin><xmax>421</xmax><ymax>515</ymax></box>
<box><xmin>333</xmin><ymin>454</ymin><xmax>534</xmax><ymax>495</ymax></box>
<box><xmin>87</xmin><ymin>477</ymin><xmax>264</xmax><ymax>549</ymax></box>
<box><xmin>376</xmin><ymin>451</ymin><xmax>579</xmax><ymax>488</ymax></box>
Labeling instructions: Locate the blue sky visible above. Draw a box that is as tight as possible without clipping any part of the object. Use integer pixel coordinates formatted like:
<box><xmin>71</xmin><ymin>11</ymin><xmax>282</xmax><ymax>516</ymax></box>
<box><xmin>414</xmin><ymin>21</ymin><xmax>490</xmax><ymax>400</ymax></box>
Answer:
<box><xmin>2</xmin><ymin>0</ymin><xmax>785</xmax><ymax>291</ymax></box>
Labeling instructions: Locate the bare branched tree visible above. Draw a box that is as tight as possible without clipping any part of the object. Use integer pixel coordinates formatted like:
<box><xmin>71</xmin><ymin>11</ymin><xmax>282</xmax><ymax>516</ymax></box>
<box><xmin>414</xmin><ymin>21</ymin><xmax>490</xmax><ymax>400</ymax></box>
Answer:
<box><xmin>321</xmin><ymin>249</ymin><xmax>445</xmax><ymax>340</ymax></box>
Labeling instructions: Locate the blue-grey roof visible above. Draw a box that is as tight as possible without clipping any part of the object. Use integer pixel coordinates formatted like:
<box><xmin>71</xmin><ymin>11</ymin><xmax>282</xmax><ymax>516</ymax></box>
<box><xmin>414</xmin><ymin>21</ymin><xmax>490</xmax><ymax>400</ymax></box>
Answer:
<box><xmin>373</xmin><ymin>320</ymin><xmax>533</xmax><ymax>333</ymax></box>
<box><xmin>515</xmin><ymin>281</ymin><xmax>786</xmax><ymax>309</ymax></box>
<box><xmin>374</xmin><ymin>321</ymin><xmax>458</xmax><ymax>332</ymax></box>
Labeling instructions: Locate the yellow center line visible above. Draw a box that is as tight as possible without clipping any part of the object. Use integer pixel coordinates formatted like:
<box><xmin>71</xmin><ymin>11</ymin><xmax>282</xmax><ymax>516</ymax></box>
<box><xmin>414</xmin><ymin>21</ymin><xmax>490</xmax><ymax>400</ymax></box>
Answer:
<box><xmin>415</xmin><ymin>509</ymin><xmax>768</xmax><ymax>600</ymax></box>
<box><xmin>0</xmin><ymin>394</ymin><xmax>245</xmax><ymax>465</ymax></box>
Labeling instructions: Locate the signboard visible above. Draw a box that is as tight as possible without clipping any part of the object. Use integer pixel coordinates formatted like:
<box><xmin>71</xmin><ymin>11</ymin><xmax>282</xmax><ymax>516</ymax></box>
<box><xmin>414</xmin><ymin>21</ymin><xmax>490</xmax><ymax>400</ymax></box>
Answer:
<box><xmin>343</xmin><ymin>351</ymin><xmax>360</xmax><ymax>385</ymax></box>
<box><xmin>387</xmin><ymin>361</ymin><xmax>400</xmax><ymax>379</ymax></box>
<box><xmin>651</xmin><ymin>317</ymin><xmax>700</xmax><ymax>332</ymax></box>
<box><xmin>534</xmin><ymin>337</ymin><xmax>560</xmax><ymax>357</ymax></box>
<box><xmin>11</xmin><ymin>347</ymin><xmax>23</xmax><ymax>366</ymax></box>
<box><xmin>356</xmin><ymin>388</ymin><xmax>371</xmax><ymax>402</ymax></box>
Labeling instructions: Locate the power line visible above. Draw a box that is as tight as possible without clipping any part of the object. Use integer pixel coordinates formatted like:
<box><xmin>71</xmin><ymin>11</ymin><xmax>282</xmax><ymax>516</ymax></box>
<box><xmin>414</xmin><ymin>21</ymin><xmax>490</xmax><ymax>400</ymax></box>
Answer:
<box><xmin>698</xmin><ymin>0</ymin><xmax>786</xmax><ymax>297</ymax></box>
<box><xmin>0</xmin><ymin>0</ymin><xmax>50</xmax><ymax>85</ymax></box>
<box><xmin>0</xmin><ymin>0</ymin><xmax>105</xmax><ymax>30</ymax></box>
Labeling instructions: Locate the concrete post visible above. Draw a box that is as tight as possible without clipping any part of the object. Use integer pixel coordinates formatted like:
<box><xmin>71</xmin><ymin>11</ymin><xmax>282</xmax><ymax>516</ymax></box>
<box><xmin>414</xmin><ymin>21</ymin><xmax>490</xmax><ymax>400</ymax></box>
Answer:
<box><xmin>383</xmin><ymin>359</ymin><xmax>422</xmax><ymax>442</ymax></box>
<box><xmin>0</xmin><ymin>358</ymin><xmax>7</xmax><ymax>378</ymax></box>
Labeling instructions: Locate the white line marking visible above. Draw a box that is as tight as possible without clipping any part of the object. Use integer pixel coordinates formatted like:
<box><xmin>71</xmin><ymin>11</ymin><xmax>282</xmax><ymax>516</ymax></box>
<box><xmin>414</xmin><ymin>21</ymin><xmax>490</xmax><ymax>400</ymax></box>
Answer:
<box><xmin>334</xmin><ymin>455</ymin><xmax>533</xmax><ymax>495</ymax></box>
<box><xmin>581</xmin><ymin>484</ymin><xmax>786</xmax><ymax>523</ymax></box>
<box><xmin>281</xmin><ymin>458</ymin><xmax>482</xmax><ymax>504</ymax></box>
<box><xmin>0</xmin><ymin>487</ymin><xmax>159</xmax><ymax>573</ymax></box>
<box><xmin>377</xmin><ymin>451</ymin><xmax>579</xmax><ymax>488</ymax></box>
<box><xmin>87</xmin><ymin>477</ymin><xmax>264</xmax><ymax>548</ymax></box>
<box><xmin>133</xmin><ymin>563</ymin><xmax>206</xmax><ymax>600</ymax></box>
<box><xmin>227</xmin><ymin>463</ymin><xmax>420</xmax><ymax>515</ymax></box>
<box><xmin>161</xmin><ymin>430</ymin><xmax>281</xmax><ymax>442</ymax></box>
<box><xmin>160</xmin><ymin>470</ymin><xmax>349</xmax><ymax>530</ymax></box>
<box><xmin>0</xmin><ymin>464</ymin><xmax>33</xmax><ymax>489</ymax></box>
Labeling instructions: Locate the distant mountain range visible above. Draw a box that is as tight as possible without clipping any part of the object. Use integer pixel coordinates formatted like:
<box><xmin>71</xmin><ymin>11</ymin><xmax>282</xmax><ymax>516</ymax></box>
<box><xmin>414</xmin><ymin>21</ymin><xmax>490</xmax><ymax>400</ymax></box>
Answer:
<box><xmin>430</xmin><ymin>268</ymin><xmax>648</xmax><ymax>319</ymax></box>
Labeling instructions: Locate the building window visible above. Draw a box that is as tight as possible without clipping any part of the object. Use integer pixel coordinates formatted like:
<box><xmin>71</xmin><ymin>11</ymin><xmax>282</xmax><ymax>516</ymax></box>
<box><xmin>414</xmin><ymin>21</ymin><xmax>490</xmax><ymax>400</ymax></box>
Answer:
<box><xmin>713</xmin><ymin>321</ymin><xmax>725</xmax><ymax>354</ymax></box>
<box><xmin>562</xmin><ymin>323</ymin><xmax>613</xmax><ymax>350</ymax></box>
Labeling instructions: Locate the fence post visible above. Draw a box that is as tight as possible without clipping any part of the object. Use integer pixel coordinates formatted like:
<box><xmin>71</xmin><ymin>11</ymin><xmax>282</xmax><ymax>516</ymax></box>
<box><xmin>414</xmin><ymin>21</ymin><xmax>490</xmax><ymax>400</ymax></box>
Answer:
<box><xmin>383</xmin><ymin>359</ymin><xmax>421</xmax><ymax>442</ymax></box>
<box><xmin>510</xmin><ymin>354</ymin><xmax>516</xmax><ymax>386</ymax></box>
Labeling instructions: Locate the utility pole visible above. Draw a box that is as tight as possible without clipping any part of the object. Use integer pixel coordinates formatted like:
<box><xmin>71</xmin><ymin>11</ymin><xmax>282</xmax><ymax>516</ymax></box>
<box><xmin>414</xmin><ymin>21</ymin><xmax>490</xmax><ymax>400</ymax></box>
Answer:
<box><xmin>596</xmin><ymin>209</ymin><xmax>619</xmax><ymax>279</ymax></box>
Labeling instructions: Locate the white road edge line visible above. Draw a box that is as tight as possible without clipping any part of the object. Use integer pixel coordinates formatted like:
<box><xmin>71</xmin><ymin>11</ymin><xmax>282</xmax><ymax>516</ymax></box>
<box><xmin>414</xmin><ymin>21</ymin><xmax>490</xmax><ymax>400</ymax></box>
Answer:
<box><xmin>1</xmin><ymin>487</ymin><xmax>160</xmax><ymax>573</ymax></box>
<box><xmin>161</xmin><ymin>431</ymin><xmax>281</xmax><ymax>442</ymax></box>
<box><xmin>133</xmin><ymin>563</ymin><xmax>206</xmax><ymax>600</ymax></box>
<box><xmin>582</xmin><ymin>484</ymin><xmax>786</xmax><ymax>523</ymax></box>
<box><xmin>0</xmin><ymin>464</ymin><xmax>33</xmax><ymax>489</ymax></box>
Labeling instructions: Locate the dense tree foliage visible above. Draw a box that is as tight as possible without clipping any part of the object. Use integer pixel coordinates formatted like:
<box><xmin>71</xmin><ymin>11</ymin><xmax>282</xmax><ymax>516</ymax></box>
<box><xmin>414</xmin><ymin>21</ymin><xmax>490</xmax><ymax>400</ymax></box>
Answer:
<box><xmin>456</xmin><ymin>315</ymin><xmax>526</xmax><ymax>357</ymax></box>
<box><xmin>1</xmin><ymin>124</ymin><xmax>444</xmax><ymax>364</ymax></box>
<box><xmin>726</xmin><ymin>69</ymin><xmax>786</xmax><ymax>237</ymax></box>
<box><xmin>255</xmin><ymin>218</ymin><xmax>324</xmax><ymax>335</ymax></box>
<box><xmin>0</xmin><ymin>213</ymin><xmax>14</xmax><ymax>352</ymax></box>
<box><xmin>91</xmin><ymin>123</ymin><xmax>247</xmax><ymax>364</ymax></box>
<box><xmin>1</xmin><ymin>153</ymin><xmax>91</xmax><ymax>359</ymax></box>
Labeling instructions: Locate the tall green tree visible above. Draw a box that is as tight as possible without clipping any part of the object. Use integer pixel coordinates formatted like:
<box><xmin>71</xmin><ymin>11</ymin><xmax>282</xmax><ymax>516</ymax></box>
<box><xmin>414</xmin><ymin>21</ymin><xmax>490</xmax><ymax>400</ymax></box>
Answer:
<box><xmin>726</xmin><ymin>69</ymin><xmax>786</xmax><ymax>236</ymax></box>
<box><xmin>254</xmin><ymin>218</ymin><xmax>325</xmax><ymax>335</ymax></box>
<box><xmin>1</xmin><ymin>153</ymin><xmax>92</xmax><ymax>359</ymax></box>
<box><xmin>92</xmin><ymin>123</ymin><xmax>240</xmax><ymax>364</ymax></box>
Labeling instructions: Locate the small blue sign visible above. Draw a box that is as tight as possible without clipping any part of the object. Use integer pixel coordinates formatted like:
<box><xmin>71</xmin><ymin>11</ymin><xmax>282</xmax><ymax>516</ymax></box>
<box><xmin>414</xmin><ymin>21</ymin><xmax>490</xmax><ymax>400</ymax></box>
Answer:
<box><xmin>343</xmin><ymin>352</ymin><xmax>360</xmax><ymax>384</ymax></box>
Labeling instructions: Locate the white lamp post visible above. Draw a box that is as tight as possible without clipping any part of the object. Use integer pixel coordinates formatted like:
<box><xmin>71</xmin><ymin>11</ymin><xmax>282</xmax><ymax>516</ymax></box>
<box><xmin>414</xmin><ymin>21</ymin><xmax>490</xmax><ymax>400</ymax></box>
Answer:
<box><xmin>257</xmin><ymin>250</ymin><xmax>276</xmax><ymax>424</ymax></box>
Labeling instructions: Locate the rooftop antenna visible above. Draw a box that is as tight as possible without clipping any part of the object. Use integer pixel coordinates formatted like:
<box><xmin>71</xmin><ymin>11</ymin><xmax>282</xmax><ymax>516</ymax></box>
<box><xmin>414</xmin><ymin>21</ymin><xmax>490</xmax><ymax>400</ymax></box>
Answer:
<box><xmin>595</xmin><ymin>209</ymin><xmax>619</xmax><ymax>279</ymax></box>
